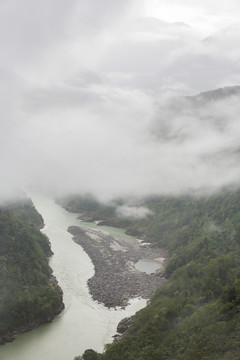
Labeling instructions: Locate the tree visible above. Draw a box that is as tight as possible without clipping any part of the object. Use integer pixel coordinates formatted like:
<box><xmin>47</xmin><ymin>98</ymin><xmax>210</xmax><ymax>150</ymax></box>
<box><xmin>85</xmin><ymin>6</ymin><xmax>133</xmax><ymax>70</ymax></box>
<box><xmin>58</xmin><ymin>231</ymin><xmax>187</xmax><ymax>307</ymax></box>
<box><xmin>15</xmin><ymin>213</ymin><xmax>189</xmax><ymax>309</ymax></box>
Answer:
<box><xmin>82</xmin><ymin>349</ymin><xmax>99</xmax><ymax>360</ymax></box>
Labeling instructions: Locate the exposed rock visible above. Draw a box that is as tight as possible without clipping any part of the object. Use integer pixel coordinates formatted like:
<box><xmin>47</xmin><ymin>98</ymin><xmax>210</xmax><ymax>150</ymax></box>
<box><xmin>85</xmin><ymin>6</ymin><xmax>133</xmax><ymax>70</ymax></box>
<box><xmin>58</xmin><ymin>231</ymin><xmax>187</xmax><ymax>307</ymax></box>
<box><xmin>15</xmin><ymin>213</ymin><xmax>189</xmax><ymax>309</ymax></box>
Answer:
<box><xmin>156</xmin><ymin>268</ymin><xmax>165</xmax><ymax>277</ymax></box>
<box><xmin>68</xmin><ymin>226</ymin><xmax>168</xmax><ymax>308</ymax></box>
<box><xmin>117</xmin><ymin>316</ymin><xmax>133</xmax><ymax>333</ymax></box>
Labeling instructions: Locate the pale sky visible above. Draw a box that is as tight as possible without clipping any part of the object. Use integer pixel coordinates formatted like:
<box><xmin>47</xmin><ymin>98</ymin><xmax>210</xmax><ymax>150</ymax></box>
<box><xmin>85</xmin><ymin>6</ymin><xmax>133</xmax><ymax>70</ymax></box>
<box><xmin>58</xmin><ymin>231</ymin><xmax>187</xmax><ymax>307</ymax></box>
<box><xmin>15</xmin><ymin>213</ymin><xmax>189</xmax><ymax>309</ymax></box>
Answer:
<box><xmin>144</xmin><ymin>0</ymin><xmax>240</xmax><ymax>38</ymax></box>
<box><xmin>1</xmin><ymin>0</ymin><xmax>240</xmax><ymax>201</ymax></box>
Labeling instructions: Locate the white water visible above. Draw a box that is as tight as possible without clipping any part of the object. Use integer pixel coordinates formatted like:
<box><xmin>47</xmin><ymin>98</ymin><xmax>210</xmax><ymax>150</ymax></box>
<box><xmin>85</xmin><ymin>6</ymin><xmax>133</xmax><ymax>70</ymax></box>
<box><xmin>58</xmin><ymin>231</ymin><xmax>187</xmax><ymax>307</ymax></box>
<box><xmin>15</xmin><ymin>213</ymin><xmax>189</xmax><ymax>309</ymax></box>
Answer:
<box><xmin>0</xmin><ymin>194</ymin><xmax>146</xmax><ymax>360</ymax></box>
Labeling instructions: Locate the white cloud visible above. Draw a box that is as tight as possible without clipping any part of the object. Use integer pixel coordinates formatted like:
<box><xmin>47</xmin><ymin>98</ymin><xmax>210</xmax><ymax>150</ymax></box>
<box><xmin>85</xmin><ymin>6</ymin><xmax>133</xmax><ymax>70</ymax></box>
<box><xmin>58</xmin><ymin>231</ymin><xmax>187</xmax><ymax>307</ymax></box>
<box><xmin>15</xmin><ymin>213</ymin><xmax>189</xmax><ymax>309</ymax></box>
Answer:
<box><xmin>0</xmin><ymin>0</ymin><xmax>240</xmax><ymax>201</ymax></box>
<box><xmin>145</xmin><ymin>0</ymin><xmax>240</xmax><ymax>34</ymax></box>
<box><xmin>116</xmin><ymin>205</ymin><xmax>153</xmax><ymax>219</ymax></box>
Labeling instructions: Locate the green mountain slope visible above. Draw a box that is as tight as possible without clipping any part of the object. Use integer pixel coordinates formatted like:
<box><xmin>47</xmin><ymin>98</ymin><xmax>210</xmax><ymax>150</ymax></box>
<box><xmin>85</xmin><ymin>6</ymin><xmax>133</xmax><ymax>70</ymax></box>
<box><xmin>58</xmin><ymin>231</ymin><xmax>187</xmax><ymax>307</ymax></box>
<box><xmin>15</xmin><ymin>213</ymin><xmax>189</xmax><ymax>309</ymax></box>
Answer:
<box><xmin>0</xmin><ymin>198</ymin><xmax>64</xmax><ymax>344</ymax></box>
<box><xmin>72</xmin><ymin>190</ymin><xmax>240</xmax><ymax>360</ymax></box>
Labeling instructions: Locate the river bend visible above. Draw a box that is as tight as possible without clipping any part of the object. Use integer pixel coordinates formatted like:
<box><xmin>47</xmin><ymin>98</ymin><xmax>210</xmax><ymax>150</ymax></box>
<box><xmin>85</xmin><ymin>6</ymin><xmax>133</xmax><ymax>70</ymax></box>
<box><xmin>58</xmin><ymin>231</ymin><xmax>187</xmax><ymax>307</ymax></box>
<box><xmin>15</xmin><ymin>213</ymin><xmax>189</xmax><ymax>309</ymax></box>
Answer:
<box><xmin>0</xmin><ymin>194</ymin><xmax>146</xmax><ymax>360</ymax></box>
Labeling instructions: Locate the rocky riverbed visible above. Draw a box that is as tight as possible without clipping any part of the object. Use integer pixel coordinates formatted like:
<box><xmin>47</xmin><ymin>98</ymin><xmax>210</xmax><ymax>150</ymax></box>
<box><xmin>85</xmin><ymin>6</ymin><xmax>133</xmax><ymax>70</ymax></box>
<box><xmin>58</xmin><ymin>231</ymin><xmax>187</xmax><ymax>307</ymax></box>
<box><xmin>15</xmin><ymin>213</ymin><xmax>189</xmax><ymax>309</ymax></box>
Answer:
<box><xmin>68</xmin><ymin>226</ymin><xmax>167</xmax><ymax>308</ymax></box>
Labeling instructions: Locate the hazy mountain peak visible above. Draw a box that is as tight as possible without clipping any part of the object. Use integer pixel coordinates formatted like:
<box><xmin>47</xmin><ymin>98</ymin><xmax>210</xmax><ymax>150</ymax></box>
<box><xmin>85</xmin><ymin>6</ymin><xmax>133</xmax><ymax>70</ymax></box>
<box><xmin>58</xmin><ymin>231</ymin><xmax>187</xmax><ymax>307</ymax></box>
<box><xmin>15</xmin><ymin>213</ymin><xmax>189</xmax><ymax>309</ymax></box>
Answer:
<box><xmin>131</xmin><ymin>17</ymin><xmax>191</xmax><ymax>33</ymax></box>
<box><xmin>203</xmin><ymin>23</ymin><xmax>240</xmax><ymax>43</ymax></box>
<box><xmin>131</xmin><ymin>16</ymin><xmax>168</xmax><ymax>32</ymax></box>
<box><xmin>192</xmin><ymin>85</ymin><xmax>240</xmax><ymax>103</ymax></box>
<box><xmin>172</xmin><ymin>21</ymin><xmax>191</xmax><ymax>28</ymax></box>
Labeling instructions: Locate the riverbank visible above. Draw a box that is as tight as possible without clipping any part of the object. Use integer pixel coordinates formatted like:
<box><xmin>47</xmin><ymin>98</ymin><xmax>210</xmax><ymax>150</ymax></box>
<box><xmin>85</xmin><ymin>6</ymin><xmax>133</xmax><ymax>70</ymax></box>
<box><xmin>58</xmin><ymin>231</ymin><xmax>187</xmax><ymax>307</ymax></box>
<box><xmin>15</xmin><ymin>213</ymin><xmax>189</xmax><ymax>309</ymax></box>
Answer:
<box><xmin>0</xmin><ymin>199</ymin><xmax>65</xmax><ymax>346</ymax></box>
<box><xmin>0</xmin><ymin>275</ymin><xmax>64</xmax><ymax>345</ymax></box>
<box><xmin>68</xmin><ymin>226</ymin><xmax>167</xmax><ymax>308</ymax></box>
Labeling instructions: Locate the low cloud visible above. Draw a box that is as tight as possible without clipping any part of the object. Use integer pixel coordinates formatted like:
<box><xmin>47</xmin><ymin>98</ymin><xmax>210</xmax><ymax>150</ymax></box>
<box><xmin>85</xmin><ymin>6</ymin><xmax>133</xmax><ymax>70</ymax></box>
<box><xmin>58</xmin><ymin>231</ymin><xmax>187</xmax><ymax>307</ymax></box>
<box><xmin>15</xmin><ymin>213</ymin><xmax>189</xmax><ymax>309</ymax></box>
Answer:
<box><xmin>116</xmin><ymin>205</ymin><xmax>153</xmax><ymax>219</ymax></box>
<box><xmin>16</xmin><ymin>85</ymin><xmax>240</xmax><ymax>201</ymax></box>
<box><xmin>1</xmin><ymin>0</ymin><xmax>240</xmax><ymax>202</ymax></box>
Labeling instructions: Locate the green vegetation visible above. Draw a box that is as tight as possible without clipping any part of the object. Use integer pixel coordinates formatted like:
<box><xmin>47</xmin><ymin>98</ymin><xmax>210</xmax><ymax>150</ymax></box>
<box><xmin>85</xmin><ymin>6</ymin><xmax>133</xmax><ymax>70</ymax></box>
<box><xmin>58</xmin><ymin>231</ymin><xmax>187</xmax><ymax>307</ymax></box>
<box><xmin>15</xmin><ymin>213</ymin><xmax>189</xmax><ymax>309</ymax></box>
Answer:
<box><xmin>0</xmin><ymin>198</ymin><xmax>63</xmax><ymax>344</ymax></box>
<box><xmin>72</xmin><ymin>189</ymin><xmax>240</xmax><ymax>359</ymax></box>
<box><xmin>59</xmin><ymin>194</ymin><xmax>135</xmax><ymax>229</ymax></box>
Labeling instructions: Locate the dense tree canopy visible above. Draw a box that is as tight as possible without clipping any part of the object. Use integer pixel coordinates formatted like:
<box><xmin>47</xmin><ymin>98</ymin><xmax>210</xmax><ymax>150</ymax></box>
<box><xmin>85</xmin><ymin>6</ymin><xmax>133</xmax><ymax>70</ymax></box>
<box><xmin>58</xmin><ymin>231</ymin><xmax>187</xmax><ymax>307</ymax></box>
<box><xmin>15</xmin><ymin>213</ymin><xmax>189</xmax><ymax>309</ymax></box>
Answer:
<box><xmin>70</xmin><ymin>189</ymin><xmax>240</xmax><ymax>359</ymax></box>
<box><xmin>0</xmin><ymin>198</ymin><xmax>63</xmax><ymax>343</ymax></box>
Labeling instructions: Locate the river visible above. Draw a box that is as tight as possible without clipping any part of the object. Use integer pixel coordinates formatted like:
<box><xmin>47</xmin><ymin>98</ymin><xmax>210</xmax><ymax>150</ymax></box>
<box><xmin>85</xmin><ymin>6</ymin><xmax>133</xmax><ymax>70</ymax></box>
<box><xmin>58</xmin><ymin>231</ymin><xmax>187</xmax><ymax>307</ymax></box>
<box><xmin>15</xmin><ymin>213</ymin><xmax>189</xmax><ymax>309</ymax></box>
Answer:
<box><xmin>0</xmin><ymin>193</ymin><xmax>146</xmax><ymax>360</ymax></box>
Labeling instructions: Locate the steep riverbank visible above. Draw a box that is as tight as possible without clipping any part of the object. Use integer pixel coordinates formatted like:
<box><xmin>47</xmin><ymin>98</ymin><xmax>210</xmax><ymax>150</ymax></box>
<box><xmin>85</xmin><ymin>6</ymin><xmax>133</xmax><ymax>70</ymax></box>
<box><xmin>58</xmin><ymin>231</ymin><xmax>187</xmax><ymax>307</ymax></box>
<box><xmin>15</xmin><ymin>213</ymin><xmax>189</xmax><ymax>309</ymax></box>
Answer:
<box><xmin>68</xmin><ymin>226</ymin><xmax>167</xmax><ymax>308</ymax></box>
<box><xmin>0</xmin><ymin>275</ymin><xmax>64</xmax><ymax>345</ymax></box>
<box><xmin>0</xmin><ymin>199</ymin><xmax>64</xmax><ymax>346</ymax></box>
<box><xmin>0</xmin><ymin>194</ymin><xmax>149</xmax><ymax>360</ymax></box>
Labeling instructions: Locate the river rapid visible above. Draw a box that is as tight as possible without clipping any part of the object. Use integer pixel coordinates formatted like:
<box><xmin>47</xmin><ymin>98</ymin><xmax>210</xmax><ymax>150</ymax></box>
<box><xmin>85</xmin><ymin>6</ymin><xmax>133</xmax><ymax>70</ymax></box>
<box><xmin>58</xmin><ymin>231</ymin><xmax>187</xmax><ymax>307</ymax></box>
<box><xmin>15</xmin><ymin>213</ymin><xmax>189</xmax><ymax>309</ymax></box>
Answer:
<box><xmin>0</xmin><ymin>193</ymin><xmax>146</xmax><ymax>360</ymax></box>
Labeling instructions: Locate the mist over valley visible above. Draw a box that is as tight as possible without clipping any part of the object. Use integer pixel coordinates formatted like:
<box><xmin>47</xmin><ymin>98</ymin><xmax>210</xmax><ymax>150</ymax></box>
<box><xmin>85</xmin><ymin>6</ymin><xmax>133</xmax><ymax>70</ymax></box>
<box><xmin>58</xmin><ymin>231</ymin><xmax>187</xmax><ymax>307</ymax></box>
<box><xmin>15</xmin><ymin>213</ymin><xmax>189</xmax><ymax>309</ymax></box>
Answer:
<box><xmin>0</xmin><ymin>1</ymin><xmax>240</xmax><ymax>360</ymax></box>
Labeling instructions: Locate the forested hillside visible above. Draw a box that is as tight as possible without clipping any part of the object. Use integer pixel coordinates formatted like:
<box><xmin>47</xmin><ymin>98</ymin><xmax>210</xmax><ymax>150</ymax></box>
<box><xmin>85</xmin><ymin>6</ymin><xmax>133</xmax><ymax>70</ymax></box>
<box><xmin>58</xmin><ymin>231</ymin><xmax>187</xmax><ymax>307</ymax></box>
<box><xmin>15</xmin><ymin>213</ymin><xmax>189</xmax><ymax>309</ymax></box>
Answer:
<box><xmin>70</xmin><ymin>190</ymin><xmax>240</xmax><ymax>360</ymax></box>
<box><xmin>0</xmin><ymin>198</ymin><xmax>64</xmax><ymax>344</ymax></box>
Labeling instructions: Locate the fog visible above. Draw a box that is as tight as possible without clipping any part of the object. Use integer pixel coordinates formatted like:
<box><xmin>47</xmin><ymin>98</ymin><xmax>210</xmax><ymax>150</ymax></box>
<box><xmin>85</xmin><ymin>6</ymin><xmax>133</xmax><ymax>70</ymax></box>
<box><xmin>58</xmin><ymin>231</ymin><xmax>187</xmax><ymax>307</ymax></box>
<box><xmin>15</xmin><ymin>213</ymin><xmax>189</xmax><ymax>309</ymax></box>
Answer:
<box><xmin>1</xmin><ymin>0</ymin><xmax>240</xmax><ymax>202</ymax></box>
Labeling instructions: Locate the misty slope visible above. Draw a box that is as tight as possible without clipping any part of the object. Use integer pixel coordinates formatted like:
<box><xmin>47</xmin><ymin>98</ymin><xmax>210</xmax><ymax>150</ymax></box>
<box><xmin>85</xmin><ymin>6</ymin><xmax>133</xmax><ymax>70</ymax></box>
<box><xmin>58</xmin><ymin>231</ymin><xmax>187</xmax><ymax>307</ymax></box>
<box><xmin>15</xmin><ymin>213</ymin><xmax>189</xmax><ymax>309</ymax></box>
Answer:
<box><xmin>61</xmin><ymin>87</ymin><xmax>240</xmax><ymax>359</ymax></box>
<box><xmin>153</xmin><ymin>85</ymin><xmax>240</xmax><ymax>141</ymax></box>
<box><xmin>74</xmin><ymin>189</ymin><xmax>240</xmax><ymax>360</ymax></box>
<box><xmin>0</xmin><ymin>198</ymin><xmax>64</xmax><ymax>344</ymax></box>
